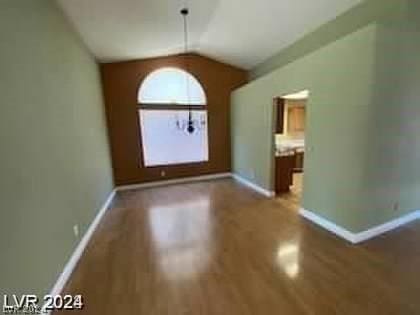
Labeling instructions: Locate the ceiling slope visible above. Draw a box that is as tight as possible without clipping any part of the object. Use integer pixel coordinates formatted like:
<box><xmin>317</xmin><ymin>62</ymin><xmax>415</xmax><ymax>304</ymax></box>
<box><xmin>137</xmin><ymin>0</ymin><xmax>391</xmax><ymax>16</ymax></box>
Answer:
<box><xmin>56</xmin><ymin>0</ymin><xmax>361</xmax><ymax>69</ymax></box>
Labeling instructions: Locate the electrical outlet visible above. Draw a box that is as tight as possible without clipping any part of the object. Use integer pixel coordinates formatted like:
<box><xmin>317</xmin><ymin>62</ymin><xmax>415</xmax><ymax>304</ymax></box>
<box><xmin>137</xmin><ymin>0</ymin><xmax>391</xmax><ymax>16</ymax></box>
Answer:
<box><xmin>161</xmin><ymin>170</ymin><xmax>166</xmax><ymax>177</ymax></box>
<box><xmin>73</xmin><ymin>224</ymin><xmax>79</xmax><ymax>238</ymax></box>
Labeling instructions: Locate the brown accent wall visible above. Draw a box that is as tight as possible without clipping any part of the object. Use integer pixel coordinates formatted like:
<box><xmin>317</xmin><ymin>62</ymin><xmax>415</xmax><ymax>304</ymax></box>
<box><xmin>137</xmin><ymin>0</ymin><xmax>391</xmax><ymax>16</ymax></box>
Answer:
<box><xmin>101</xmin><ymin>53</ymin><xmax>248</xmax><ymax>185</ymax></box>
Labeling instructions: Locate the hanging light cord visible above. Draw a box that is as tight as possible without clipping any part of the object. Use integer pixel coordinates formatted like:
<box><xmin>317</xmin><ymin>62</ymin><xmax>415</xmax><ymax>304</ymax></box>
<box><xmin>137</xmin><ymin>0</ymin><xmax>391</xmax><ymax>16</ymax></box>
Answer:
<box><xmin>182</xmin><ymin>9</ymin><xmax>189</xmax><ymax>57</ymax></box>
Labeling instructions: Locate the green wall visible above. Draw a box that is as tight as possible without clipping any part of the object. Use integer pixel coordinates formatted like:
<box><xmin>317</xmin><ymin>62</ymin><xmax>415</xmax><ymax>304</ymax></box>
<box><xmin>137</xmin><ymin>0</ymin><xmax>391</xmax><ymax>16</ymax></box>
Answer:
<box><xmin>232</xmin><ymin>24</ymin><xmax>377</xmax><ymax>232</ymax></box>
<box><xmin>360</xmin><ymin>0</ymin><xmax>420</xmax><ymax>230</ymax></box>
<box><xmin>232</xmin><ymin>0</ymin><xmax>419</xmax><ymax>232</ymax></box>
<box><xmin>0</xmin><ymin>1</ymin><xmax>114</xmax><ymax>296</ymax></box>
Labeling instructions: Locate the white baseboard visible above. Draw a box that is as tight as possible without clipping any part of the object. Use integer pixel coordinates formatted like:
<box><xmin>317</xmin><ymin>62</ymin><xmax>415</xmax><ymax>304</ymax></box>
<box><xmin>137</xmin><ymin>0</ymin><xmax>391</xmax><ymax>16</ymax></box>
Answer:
<box><xmin>353</xmin><ymin>210</ymin><xmax>420</xmax><ymax>243</ymax></box>
<box><xmin>299</xmin><ymin>208</ymin><xmax>420</xmax><ymax>244</ymax></box>
<box><xmin>232</xmin><ymin>174</ymin><xmax>275</xmax><ymax>198</ymax></box>
<box><xmin>299</xmin><ymin>208</ymin><xmax>357</xmax><ymax>243</ymax></box>
<box><xmin>116</xmin><ymin>172</ymin><xmax>232</xmax><ymax>191</ymax></box>
<box><xmin>117</xmin><ymin>172</ymin><xmax>275</xmax><ymax>198</ymax></box>
<box><xmin>45</xmin><ymin>189</ymin><xmax>116</xmax><ymax>312</ymax></box>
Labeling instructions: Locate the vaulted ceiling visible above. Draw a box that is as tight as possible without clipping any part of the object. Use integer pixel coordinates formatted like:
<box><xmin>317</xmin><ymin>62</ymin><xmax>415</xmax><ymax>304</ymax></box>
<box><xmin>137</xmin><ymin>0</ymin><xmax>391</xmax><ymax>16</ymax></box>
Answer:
<box><xmin>56</xmin><ymin>0</ymin><xmax>361</xmax><ymax>69</ymax></box>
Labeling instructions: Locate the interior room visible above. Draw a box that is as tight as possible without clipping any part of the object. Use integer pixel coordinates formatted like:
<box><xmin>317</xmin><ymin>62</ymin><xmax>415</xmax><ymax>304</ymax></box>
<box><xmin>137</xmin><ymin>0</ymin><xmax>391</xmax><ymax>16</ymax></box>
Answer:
<box><xmin>2</xmin><ymin>1</ymin><xmax>420</xmax><ymax>314</ymax></box>
<box><xmin>274</xmin><ymin>90</ymin><xmax>308</xmax><ymax>201</ymax></box>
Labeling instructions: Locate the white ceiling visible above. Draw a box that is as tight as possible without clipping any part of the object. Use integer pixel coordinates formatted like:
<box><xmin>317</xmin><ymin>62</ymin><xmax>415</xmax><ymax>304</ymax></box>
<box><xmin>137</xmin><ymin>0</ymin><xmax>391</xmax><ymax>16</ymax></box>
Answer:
<box><xmin>56</xmin><ymin>0</ymin><xmax>361</xmax><ymax>69</ymax></box>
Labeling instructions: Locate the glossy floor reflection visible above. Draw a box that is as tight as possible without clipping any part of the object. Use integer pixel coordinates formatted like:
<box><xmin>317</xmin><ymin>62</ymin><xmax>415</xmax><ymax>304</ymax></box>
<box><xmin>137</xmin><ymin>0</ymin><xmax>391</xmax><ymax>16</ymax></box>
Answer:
<box><xmin>148</xmin><ymin>197</ymin><xmax>213</xmax><ymax>281</ymax></box>
<box><xmin>58</xmin><ymin>178</ymin><xmax>420</xmax><ymax>315</ymax></box>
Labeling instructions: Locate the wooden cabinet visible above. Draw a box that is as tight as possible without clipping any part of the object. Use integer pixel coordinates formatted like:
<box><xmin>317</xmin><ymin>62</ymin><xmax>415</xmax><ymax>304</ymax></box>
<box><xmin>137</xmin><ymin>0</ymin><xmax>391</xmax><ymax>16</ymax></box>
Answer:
<box><xmin>287</xmin><ymin>106</ymin><xmax>305</xmax><ymax>134</ymax></box>
<box><xmin>294</xmin><ymin>152</ymin><xmax>304</xmax><ymax>172</ymax></box>
<box><xmin>275</xmin><ymin>98</ymin><xmax>285</xmax><ymax>134</ymax></box>
<box><xmin>275</xmin><ymin>155</ymin><xmax>295</xmax><ymax>194</ymax></box>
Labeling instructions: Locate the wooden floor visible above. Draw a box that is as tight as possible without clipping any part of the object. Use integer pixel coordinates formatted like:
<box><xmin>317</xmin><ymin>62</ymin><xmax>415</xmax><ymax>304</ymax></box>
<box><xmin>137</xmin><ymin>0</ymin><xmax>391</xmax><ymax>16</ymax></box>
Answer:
<box><xmin>58</xmin><ymin>178</ymin><xmax>420</xmax><ymax>315</ymax></box>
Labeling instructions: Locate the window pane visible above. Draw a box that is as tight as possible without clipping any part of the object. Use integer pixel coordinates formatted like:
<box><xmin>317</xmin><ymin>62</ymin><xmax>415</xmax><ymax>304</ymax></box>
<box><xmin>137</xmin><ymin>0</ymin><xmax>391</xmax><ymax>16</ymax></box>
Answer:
<box><xmin>139</xmin><ymin>110</ymin><xmax>209</xmax><ymax>166</ymax></box>
<box><xmin>138</xmin><ymin>68</ymin><xmax>206</xmax><ymax>105</ymax></box>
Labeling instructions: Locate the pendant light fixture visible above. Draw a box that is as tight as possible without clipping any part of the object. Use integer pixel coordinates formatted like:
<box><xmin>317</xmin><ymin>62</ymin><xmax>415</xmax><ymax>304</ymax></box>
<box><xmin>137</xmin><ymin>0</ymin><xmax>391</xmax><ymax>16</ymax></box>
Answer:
<box><xmin>174</xmin><ymin>7</ymin><xmax>206</xmax><ymax>135</ymax></box>
<box><xmin>181</xmin><ymin>7</ymin><xmax>195</xmax><ymax>134</ymax></box>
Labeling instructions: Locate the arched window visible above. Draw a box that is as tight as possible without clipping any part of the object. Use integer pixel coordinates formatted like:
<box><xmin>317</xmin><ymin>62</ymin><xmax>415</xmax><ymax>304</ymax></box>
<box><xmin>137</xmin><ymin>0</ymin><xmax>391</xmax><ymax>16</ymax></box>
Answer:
<box><xmin>137</xmin><ymin>68</ymin><xmax>209</xmax><ymax>167</ymax></box>
<box><xmin>138</xmin><ymin>68</ymin><xmax>206</xmax><ymax>105</ymax></box>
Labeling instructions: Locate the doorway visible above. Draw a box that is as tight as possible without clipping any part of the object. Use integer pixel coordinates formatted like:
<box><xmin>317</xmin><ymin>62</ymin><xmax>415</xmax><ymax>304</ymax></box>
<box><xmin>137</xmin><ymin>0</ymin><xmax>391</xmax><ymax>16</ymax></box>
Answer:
<box><xmin>273</xmin><ymin>90</ymin><xmax>308</xmax><ymax>206</ymax></box>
